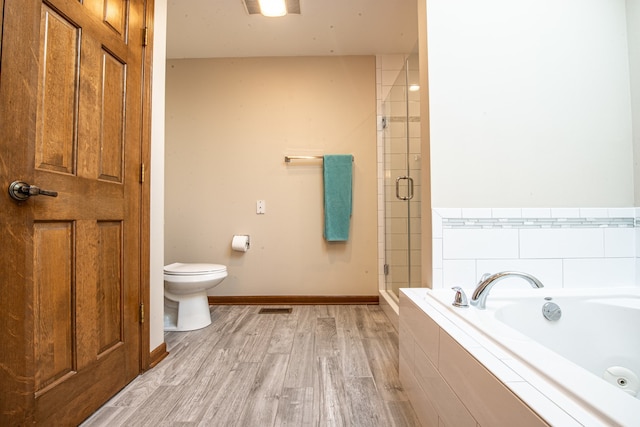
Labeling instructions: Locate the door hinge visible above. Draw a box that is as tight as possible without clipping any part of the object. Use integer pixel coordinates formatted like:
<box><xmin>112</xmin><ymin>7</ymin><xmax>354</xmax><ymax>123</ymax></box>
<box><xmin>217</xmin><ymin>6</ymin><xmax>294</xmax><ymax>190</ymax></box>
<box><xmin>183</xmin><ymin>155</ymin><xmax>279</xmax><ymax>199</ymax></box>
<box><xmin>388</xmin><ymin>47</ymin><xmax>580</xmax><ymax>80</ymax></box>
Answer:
<box><xmin>384</xmin><ymin>264</ymin><xmax>389</xmax><ymax>276</ymax></box>
<box><xmin>142</xmin><ymin>27</ymin><xmax>149</xmax><ymax>47</ymax></box>
<box><xmin>140</xmin><ymin>162</ymin><xmax>145</xmax><ymax>183</ymax></box>
<box><xmin>140</xmin><ymin>303</ymin><xmax>145</xmax><ymax>323</ymax></box>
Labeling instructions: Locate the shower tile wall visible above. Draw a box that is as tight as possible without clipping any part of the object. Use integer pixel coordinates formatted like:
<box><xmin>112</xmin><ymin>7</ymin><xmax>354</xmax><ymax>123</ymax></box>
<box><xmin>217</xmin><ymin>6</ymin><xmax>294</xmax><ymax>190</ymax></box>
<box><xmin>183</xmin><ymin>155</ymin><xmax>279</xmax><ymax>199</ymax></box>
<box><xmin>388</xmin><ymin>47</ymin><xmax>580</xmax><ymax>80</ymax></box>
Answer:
<box><xmin>376</xmin><ymin>54</ymin><xmax>422</xmax><ymax>294</ymax></box>
<box><xmin>432</xmin><ymin>207</ymin><xmax>640</xmax><ymax>290</ymax></box>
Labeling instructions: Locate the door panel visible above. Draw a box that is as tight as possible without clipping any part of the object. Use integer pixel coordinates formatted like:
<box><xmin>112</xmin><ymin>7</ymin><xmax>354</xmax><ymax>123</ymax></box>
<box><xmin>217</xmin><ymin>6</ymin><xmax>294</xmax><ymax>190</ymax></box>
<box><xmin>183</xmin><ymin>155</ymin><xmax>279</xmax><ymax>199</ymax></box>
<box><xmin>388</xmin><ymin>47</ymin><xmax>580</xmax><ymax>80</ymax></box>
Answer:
<box><xmin>100</xmin><ymin>51</ymin><xmax>126</xmax><ymax>182</ymax></box>
<box><xmin>105</xmin><ymin>0</ymin><xmax>126</xmax><ymax>35</ymax></box>
<box><xmin>37</xmin><ymin>5</ymin><xmax>78</xmax><ymax>175</ymax></box>
<box><xmin>97</xmin><ymin>220</ymin><xmax>123</xmax><ymax>353</ymax></box>
<box><xmin>34</xmin><ymin>221</ymin><xmax>74</xmax><ymax>392</ymax></box>
<box><xmin>0</xmin><ymin>0</ymin><xmax>148</xmax><ymax>424</ymax></box>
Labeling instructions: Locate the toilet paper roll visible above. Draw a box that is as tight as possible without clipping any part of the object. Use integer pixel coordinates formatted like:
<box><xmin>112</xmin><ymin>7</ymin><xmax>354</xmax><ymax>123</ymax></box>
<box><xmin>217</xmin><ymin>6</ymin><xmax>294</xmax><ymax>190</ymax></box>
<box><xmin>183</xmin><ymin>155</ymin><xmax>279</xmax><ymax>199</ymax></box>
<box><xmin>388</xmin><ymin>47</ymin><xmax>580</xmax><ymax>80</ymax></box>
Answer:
<box><xmin>231</xmin><ymin>235</ymin><xmax>250</xmax><ymax>252</ymax></box>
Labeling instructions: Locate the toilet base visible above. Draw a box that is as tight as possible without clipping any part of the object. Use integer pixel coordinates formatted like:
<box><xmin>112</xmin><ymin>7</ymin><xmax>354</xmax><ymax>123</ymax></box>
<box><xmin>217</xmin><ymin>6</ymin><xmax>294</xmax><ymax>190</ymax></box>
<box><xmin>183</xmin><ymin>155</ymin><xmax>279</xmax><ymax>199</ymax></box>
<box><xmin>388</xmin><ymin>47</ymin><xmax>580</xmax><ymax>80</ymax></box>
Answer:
<box><xmin>163</xmin><ymin>290</ymin><xmax>212</xmax><ymax>332</ymax></box>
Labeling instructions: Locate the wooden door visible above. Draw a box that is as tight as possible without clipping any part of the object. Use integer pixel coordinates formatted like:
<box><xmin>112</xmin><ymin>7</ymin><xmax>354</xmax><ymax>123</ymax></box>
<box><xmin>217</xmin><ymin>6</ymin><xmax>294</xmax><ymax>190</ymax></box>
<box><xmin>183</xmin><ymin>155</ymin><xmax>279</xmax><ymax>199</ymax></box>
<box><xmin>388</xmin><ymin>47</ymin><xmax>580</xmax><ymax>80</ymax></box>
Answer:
<box><xmin>0</xmin><ymin>0</ymin><xmax>149</xmax><ymax>424</ymax></box>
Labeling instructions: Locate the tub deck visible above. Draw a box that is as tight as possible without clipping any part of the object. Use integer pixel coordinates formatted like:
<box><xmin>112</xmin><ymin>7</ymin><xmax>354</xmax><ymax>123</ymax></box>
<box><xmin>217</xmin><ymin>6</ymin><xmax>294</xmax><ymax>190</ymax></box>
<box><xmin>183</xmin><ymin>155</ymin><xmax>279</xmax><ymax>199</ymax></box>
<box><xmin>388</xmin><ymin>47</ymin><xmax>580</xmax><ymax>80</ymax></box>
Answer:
<box><xmin>400</xmin><ymin>287</ymin><xmax>640</xmax><ymax>426</ymax></box>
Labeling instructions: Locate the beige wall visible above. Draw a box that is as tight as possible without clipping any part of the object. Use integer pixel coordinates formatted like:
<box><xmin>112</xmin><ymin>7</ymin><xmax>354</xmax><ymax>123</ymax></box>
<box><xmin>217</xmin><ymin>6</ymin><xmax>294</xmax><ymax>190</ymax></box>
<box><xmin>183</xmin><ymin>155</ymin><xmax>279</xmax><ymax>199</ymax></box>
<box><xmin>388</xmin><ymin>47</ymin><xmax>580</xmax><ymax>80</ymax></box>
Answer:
<box><xmin>165</xmin><ymin>56</ymin><xmax>378</xmax><ymax>296</ymax></box>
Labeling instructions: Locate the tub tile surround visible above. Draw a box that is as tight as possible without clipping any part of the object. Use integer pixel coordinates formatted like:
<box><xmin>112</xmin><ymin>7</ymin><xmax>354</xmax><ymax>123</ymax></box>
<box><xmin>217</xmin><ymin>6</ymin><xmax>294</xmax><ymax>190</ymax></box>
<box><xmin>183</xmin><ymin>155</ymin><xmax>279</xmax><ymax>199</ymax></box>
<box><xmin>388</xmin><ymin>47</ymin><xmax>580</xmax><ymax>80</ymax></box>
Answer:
<box><xmin>432</xmin><ymin>207</ymin><xmax>639</xmax><ymax>290</ymax></box>
<box><xmin>399</xmin><ymin>288</ymin><xmax>613</xmax><ymax>427</ymax></box>
<box><xmin>399</xmin><ymin>289</ymin><xmax>578</xmax><ymax>426</ymax></box>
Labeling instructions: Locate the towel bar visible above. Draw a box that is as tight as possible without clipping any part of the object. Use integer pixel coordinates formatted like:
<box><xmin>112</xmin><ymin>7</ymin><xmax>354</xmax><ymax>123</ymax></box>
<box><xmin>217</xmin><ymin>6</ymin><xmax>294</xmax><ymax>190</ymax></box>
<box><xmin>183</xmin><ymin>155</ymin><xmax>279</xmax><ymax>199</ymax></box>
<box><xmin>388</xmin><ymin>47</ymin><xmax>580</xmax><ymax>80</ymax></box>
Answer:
<box><xmin>285</xmin><ymin>155</ymin><xmax>354</xmax><ymax>163</ymax></box>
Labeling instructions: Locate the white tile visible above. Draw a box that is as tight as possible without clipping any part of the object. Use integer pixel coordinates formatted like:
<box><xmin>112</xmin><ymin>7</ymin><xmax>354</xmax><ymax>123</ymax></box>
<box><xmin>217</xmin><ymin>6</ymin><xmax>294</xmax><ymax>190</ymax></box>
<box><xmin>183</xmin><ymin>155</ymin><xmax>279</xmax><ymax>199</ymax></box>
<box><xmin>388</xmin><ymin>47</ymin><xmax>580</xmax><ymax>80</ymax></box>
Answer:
<box><xmin>432</xmin><ymin>210</ymin><xmax>443</xmax><ymax>239</ymax></box>
<box><xmin>520</xmin><ymin>228</ymin><xmax>604</xmax><ymax>259</ymax></box>
<box><xmin>379</xmin><ymin>85</ymin><xmax>392</xmax><ymax>101</ymax></box>
<box><xmin>432</xmin><ymin>268</ymin><xmax>444</xmax><ymax>288</ymax></box>
<box><xmin>608</xmin><ymin>207</ymin><xmax>635</xmax><ymax>218</ymax></box>
<box><xmin>433</xmin><ymin>238</ymin><xmax>443</xmax><ymax>269</ymax></box>
<box><xmin>461</xmin><ymin>208</ymin><xmax>492</xmax><ymax>218</ymax></box>
<box><xmin>382</xmin><ymin>73</ymin><xmax>401</xmax><ymax>86</ymax></box>
<box><xmin>504</xmin><ymin>382</ymin><xmax>583</xmax><ymax>427</ymax></box>
<box><xmin>434</xmin><ymin>207</ymin><xmax>462</xmax><ymax>219</ymax></box>
<box><xmin>521</xmin><ymin>208</ymin><xmax>551</xmax><ymax>218</ymax></box>
<box><xmin>550</xmin><ymin>208</ymin><xmax>580</xmax><ymax>218</ymax></box>
<box><xmin>604</xmin><ymin>228</ymin><xmax>635</xmax><ymax>258</ymax></box>
<box><xmin>501</xmin><ymin>359</ymin><xmax>613</xmax><ymax>427</ymax></box>
<box><xmin>465</xmin><ymin>348</ymin><xmax>522</xmax><ymax>382</ymax></box>
<box><xmin>430</xmin><ymin>313</ymin><xmax>482</xmax><ymax>351</ymax></box>
<box><xmin>579</xmin><ymin>207</ymin><xmax>608</xmax><ymax>218</ymax></box>
<box><xmin>443</xmin><ymin>228</ymin><xmax>519</xmax><ymax>259</ymax></box>
<box><xmin>563</xmin><ymin>258</ymin><xmax>636</xmax><ymax>288</ymax></box>
<box><xmin>442</xmin><ymin>260</ymin><xmax>477</xmax><ymax>288</ymax></box>
<box><xmin>476</xmin><ymin>259</ymin><xmax>563</xmax><ymax>289</ymax></box>
<box><xmin>380</xmin><ymin>54</ymin><xmax>406</xmax><ymax>71</ymax></box>
<box><xmin>492</xmin><ymin>208</ymin><xmax>522</xmax><ymax>218</ymax></box>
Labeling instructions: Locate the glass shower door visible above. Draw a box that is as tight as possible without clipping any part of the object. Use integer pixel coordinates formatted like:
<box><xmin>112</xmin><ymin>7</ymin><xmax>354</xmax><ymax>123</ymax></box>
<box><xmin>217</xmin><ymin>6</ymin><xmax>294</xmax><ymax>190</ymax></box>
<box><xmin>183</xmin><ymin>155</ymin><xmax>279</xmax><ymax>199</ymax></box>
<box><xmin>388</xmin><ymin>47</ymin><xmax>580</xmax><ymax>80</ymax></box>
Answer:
<box><xmin>383</xmin><ymin>52</ymin><xmax>421</xmax><ymax>300</ymax></box>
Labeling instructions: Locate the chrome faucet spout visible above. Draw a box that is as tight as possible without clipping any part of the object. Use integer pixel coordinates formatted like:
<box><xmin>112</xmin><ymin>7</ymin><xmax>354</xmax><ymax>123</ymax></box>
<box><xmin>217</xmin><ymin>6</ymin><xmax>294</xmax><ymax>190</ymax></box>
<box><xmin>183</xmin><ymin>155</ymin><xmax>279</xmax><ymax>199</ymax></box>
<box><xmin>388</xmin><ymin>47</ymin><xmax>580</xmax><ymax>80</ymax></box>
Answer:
<box><xmin>470</xmin><ymin>271</ymin><xmax>543</xmax><ymax>309</ymax></box>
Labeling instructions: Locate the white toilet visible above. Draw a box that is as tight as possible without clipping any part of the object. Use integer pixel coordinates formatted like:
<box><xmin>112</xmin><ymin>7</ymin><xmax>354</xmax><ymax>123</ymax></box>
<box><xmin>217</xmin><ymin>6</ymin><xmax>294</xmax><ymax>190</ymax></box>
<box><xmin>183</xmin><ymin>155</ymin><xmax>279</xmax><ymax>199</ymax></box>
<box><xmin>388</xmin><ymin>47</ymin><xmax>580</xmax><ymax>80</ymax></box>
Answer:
<box><xmin>163</xmin><ymin>262</ymin><xmax>228</xmax><ymax>331</ymax></box>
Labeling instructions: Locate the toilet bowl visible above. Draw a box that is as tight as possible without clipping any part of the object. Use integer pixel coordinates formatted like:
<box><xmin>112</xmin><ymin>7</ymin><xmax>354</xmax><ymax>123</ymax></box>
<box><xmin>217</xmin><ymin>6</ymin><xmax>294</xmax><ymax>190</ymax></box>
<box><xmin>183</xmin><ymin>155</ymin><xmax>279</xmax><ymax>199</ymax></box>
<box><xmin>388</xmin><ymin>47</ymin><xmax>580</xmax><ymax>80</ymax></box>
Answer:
<box><xmin>163</xmin><ymin>262</ymin><xmax>227</xmax><ymax>331</ymax></box>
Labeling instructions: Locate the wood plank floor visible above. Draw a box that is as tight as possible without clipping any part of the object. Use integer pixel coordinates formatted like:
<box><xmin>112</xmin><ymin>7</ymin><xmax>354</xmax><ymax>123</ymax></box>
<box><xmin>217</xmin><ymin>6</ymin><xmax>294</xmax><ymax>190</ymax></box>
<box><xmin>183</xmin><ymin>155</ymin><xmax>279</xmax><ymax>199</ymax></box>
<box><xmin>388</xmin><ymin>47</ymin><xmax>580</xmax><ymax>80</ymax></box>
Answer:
<box><xmin>81</xmin><ymin>305</ymin><xmax>420</xmax><ymax>426</ymax></box>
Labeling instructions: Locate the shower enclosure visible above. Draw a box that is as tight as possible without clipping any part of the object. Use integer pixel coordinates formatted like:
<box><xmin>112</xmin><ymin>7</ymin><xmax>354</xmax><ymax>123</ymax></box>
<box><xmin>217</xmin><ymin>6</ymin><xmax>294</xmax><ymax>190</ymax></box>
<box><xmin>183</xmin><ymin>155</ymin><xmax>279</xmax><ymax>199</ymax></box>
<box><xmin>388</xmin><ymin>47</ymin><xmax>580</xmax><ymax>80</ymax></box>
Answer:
<box><xmin>383</xmin><ymin>52</ymin><xmax>421</xmax><ymax>300</ymax></box>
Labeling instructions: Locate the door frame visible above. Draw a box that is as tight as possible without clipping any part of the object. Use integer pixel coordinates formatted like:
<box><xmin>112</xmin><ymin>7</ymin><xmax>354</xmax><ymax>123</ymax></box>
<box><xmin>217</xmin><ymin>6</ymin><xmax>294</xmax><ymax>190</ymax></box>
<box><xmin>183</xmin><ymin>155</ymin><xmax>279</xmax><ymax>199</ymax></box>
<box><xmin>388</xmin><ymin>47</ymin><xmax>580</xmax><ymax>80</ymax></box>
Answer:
<box><xmin>139</xmin><ymin>0</ymin><xmax>154</xmax><ymax>373</ymax></box>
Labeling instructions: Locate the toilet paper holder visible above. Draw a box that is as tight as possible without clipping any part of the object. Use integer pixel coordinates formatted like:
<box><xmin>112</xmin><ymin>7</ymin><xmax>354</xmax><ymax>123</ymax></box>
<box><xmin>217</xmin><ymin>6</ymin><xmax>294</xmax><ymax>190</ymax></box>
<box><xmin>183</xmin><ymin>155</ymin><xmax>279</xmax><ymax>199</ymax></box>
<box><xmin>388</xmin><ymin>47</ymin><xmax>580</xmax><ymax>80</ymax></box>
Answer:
<box><xmin>231</xmin><ymin>235</ymin><xmax>251</xmax><ymax>252</ymax></box>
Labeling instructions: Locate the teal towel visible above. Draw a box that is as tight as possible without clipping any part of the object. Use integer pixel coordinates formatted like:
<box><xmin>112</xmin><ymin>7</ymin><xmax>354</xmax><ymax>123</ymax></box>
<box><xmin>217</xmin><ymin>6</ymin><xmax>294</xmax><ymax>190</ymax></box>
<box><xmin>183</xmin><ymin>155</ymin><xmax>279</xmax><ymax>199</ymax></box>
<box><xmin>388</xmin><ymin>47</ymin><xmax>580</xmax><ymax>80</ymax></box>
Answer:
<box><xmin>323</xmin><ymin>154</ymin><xmax>353</xmax><ymax>241</ymax></box>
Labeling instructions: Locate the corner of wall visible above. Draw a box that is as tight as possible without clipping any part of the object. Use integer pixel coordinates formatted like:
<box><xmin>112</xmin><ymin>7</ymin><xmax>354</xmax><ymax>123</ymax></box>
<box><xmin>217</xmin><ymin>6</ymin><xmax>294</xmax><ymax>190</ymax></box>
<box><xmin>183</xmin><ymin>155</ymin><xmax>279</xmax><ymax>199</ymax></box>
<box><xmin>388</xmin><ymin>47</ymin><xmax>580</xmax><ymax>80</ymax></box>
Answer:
<box><xmin>149</xmin><ymin>0</ymin><xmax>168</xmax><ymax>351</ymax></box>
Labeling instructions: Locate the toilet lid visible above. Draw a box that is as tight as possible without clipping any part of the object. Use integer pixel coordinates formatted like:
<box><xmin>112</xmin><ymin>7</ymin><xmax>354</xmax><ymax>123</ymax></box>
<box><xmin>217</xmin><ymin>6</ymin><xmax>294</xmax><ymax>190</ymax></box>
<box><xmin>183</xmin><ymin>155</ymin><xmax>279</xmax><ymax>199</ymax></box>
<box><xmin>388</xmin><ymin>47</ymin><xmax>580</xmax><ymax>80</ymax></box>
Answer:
<box><xmin>164</xmin><ymin>262</ymin><xmax>226</xmax><ymax>275</ymax></box>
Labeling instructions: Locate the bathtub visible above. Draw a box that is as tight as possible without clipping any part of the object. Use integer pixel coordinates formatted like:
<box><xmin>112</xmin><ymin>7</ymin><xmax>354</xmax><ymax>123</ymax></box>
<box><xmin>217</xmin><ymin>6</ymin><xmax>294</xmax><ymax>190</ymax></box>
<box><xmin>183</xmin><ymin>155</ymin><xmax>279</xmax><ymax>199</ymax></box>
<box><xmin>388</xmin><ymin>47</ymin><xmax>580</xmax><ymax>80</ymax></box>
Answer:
<box><xmin>407</xmin><ymin>287</ymin><xmax>640</xmax><ymax>426</ymax></box>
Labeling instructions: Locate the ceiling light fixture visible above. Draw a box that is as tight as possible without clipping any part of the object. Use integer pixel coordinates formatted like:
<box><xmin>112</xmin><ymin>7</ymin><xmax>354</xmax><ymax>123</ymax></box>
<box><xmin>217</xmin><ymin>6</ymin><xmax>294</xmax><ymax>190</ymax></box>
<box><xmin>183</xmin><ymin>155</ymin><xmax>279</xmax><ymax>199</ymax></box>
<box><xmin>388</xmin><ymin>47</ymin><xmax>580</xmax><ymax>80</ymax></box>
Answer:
<box><xmin>258</xmin><ymin>0</ymin><xmax>287</xmax><ymax>17</ymax></box>
<box><xmin>243</xmin><ymin>0</ymin><xmax>301</xmax><ymax>17</ymax></box>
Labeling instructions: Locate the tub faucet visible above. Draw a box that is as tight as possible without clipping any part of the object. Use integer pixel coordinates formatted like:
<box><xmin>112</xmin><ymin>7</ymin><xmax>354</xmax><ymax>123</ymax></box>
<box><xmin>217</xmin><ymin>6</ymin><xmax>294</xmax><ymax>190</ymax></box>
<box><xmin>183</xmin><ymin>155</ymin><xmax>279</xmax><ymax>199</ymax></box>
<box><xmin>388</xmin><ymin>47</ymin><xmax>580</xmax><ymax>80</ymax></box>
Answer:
<box><xmin>451</xmin><ymin>286</ymin><xmax>469</xmax><ymax>308</ymax></box>
<box><xmin>470</xmin><ymin>271</ymin><xmax>544</xmax><ymax>309</ymax></box>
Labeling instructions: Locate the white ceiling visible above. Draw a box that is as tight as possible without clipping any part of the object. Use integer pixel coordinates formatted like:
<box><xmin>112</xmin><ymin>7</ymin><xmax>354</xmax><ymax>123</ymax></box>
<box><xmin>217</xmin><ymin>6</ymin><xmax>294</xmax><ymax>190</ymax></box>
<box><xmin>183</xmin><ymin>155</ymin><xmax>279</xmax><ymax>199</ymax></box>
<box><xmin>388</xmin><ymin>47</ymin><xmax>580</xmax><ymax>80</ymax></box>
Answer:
<box><xmin>166</xmin><ymin>0</ymin><xmax>419</xmax><ymax>59</ymax></box>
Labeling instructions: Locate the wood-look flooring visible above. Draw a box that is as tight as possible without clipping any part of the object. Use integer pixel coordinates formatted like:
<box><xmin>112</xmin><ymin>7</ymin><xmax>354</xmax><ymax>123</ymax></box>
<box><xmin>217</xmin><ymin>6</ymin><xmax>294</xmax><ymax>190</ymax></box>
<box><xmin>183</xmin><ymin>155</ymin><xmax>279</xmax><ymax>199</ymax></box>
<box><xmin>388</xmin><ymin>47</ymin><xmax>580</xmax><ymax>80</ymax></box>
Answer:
<box><xmin>81</xmin><ymin>304</ymin><xmax>420</xmax><ymax>426</ymax></box>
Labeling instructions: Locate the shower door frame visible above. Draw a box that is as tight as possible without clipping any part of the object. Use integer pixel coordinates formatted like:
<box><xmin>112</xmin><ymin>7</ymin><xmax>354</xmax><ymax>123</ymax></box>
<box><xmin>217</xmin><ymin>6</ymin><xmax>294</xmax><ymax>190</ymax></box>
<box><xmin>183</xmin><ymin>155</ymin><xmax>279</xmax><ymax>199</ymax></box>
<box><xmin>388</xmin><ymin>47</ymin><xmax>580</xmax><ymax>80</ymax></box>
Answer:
<box><xmin>383</xmin><ymin>53</ymin><xmax>421</xmax><ymax>300</ymax></box>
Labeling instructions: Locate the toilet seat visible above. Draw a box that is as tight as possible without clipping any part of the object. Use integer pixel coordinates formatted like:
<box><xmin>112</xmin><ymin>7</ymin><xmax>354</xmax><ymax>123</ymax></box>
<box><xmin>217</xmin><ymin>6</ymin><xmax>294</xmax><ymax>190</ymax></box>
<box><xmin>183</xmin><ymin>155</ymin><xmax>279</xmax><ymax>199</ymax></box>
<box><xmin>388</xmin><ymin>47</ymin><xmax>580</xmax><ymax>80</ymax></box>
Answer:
<box><xmin>164</xmin><ymin>262</ymin><xmax>227</xmax><ymax>276</ymax></box>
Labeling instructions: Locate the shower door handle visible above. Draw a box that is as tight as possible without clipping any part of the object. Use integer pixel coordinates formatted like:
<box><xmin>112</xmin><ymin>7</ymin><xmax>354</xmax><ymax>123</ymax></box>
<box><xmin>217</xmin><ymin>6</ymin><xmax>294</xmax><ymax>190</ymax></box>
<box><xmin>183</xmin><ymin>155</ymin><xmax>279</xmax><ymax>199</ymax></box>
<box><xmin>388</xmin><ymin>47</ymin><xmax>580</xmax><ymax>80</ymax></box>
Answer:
<box><xmin>395</xmin><ymin>176</ymin><xmax>414</xmax><ymax>201</ymax></box>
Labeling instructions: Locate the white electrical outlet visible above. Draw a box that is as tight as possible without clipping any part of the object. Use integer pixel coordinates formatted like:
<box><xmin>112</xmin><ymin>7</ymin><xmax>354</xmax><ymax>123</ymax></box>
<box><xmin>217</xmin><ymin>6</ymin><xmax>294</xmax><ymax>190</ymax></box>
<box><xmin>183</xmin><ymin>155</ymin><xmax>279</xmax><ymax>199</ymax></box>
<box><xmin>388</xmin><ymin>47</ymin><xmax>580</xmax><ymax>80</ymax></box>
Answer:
<box><xmin>257</xmin><ymin>200</ymin><xmax>266</xmax><ymax>214</ymax></box>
